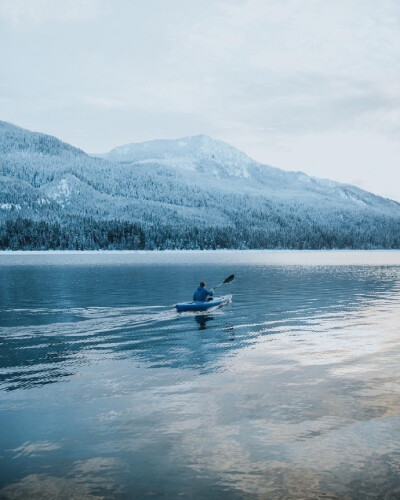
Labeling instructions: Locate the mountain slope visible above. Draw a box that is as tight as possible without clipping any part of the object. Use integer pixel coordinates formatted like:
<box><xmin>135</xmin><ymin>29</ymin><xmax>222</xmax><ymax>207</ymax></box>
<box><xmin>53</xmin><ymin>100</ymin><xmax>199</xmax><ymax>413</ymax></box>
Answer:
<box><xmin>1</xmin><ymin>120</ymin><xmax>399</xmax><ymax>250</ymax></box>
<box><xmin>96</xmin><ymin>133</ymin><xmax>400</xmax><ymax>215</ymax></box>
<box><xmin>0</xmin><ymin>120</ymin><xmax>85</xmax><ymax>157</ymax></box>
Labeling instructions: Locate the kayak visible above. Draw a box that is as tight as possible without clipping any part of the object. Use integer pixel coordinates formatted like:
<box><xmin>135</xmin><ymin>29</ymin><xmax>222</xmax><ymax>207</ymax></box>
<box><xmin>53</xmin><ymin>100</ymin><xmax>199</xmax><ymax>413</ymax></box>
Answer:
<box><xmin>175</xmin><ymin>294</ymin><xmax>232</xmax><ymax>313</ymax></box>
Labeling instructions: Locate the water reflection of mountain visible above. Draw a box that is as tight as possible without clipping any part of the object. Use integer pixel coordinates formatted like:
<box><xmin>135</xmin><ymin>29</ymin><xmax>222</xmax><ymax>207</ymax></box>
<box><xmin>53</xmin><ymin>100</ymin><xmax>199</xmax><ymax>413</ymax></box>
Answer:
<box><xmin>0</xmin><ymin>263</ymin><xmax>399</xmax><ymax>391</ymax></box>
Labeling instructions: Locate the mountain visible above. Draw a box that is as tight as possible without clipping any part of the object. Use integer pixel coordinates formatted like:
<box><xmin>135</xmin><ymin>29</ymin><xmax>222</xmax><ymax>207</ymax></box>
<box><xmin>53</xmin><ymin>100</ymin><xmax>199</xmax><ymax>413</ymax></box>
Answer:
<box><xmin>96</xmin><ymin>134</ymin><xmax>254</xmax><ymax>178</ymax></box>
<box><xmin>1</xmin><ymin>120</ymin><xmax>399</xmax><ymax>250</ymax></box>
<box><xmin>95</xmin><ymin>134</ymin><xmax>398</xmax><ymax>211</ymax></box>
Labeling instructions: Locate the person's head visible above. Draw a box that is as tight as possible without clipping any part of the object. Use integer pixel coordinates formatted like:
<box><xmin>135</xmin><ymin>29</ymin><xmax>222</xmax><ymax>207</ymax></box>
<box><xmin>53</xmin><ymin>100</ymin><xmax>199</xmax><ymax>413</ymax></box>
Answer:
<box><xmin>200</xmin><ymin>281</ymin><xmax>206</xmax><ymax>287</ymax></box>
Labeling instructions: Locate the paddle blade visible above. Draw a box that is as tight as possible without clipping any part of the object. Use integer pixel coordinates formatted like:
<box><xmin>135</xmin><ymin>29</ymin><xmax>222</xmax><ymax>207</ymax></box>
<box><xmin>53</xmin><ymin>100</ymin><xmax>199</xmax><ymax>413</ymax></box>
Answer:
<box><xmin>223</xmin><ymin>274</ymin><xmax>234</xmax><ymax>284</ymax></box>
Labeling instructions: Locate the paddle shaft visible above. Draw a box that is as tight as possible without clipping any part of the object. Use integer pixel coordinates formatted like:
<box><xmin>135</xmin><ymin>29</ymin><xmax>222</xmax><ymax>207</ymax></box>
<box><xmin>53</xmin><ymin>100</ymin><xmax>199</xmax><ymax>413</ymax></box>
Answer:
<box><xmin>212</xmin><ymin>274</ymin><xmax>234</xmax><ymax>290</ymax></box>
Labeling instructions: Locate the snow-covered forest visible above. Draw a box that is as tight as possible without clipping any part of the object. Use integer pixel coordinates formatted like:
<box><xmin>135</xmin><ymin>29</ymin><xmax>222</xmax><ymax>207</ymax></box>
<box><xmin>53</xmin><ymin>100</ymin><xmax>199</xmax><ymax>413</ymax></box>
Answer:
<box><xmin>1</xmin><ymin>120</ymin><xmax>400</xmax><ymax>250</ymax></box>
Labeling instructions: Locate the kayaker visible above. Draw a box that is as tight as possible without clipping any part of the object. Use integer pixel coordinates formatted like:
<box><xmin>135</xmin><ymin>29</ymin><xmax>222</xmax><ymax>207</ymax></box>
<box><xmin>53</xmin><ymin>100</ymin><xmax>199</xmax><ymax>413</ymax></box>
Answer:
<box><xmin>193</xmin><ymin>282</ymin><xmax>214</xmax><ymax>302</ymax></box>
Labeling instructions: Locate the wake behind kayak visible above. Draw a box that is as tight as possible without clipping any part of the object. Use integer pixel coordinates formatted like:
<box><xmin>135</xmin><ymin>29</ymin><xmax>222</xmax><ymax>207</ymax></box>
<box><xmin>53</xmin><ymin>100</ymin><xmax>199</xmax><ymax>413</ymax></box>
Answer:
<box><xmin>175</xmin><ymin>294</ymin><xmax>232</xmax><ymax>313</ymax></box>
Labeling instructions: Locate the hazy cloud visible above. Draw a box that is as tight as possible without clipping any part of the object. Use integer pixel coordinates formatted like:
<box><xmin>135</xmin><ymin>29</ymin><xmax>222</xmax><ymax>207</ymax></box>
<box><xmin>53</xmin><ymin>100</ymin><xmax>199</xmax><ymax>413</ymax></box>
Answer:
<box><xmin>0</xmin><ymin>0</ymin><xmax>109</xmax><ymax>28</ymax></box>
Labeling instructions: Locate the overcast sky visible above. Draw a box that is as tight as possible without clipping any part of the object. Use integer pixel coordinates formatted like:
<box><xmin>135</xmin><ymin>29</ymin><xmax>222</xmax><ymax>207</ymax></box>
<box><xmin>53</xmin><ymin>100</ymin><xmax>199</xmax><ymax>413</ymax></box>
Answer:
<box><xmin>1</xmin><ymin>0</ymin><xmax>399</xmax><ymax>200</ymax></box>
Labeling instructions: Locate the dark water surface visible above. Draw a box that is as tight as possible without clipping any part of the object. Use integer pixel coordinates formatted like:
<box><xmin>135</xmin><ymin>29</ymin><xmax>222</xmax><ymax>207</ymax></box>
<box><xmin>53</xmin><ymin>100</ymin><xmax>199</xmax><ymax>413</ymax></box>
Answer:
<box><xmin>1</xmin><ymin>250</ymin><xmax>400</xmax><ymax>499</ymax></box>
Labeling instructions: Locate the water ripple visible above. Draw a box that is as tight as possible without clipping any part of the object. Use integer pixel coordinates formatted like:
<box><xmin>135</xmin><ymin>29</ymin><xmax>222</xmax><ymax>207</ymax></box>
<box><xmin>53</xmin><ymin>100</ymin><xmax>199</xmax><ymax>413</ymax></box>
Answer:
<box><xmin>1</xmin><ymin>255</ymin><xmax>400</xmax><ymax>498</ymax></box>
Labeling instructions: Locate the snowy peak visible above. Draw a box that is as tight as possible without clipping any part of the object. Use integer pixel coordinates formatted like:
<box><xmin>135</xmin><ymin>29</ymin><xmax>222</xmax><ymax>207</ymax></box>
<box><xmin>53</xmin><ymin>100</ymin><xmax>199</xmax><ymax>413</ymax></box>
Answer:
<box><xmin>96</xmin><ymin>134</ymin><xmax>255</xmax><ymax>178</ymax></box>
<box><xmin>98</xmin><ymin>134</ymin><xmax>252</xmax><ymax>163</ymax></box>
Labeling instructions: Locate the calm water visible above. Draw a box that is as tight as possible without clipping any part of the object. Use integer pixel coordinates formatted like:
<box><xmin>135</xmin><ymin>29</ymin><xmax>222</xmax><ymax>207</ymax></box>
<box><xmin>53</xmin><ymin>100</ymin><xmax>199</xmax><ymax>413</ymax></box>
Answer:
<box><xmin>1</xmin><ymin>250</ymin><xmax>400</xmax><ymax>499</ymax></box>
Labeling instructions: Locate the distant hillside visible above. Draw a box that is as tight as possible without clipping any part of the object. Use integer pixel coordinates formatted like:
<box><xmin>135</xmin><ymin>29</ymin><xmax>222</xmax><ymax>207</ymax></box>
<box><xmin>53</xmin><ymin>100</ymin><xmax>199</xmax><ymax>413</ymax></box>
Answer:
<box><xmin>1</xmin><ymin>120</ymin><xmax>399</xmax><ymax>250</ymax></box>
<box><xmin>0</xmin><ymin>120</ymin><xmax>85</xmax><ymax>157</ymax></box>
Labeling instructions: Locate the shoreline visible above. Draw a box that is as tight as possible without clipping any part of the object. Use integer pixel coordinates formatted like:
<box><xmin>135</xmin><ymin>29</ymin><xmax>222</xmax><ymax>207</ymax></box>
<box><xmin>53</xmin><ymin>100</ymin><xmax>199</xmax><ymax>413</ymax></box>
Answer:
<box><xmin>1</xmin><ymin>248</ymin><xmax>400</xmax><ymax>266</ymax></box>
<box><xmin>1</xmin><ymin>248</ymin><xmax>400</xmax><ymax>254</ymax></box>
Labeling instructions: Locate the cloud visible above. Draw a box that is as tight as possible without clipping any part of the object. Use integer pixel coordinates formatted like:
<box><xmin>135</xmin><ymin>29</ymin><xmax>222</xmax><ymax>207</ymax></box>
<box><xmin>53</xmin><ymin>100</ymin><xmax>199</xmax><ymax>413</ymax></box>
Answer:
<box><xmin>2</xmin><ymin>0</ymin><xmax>399</xmax><ymax>137</ymax></box>
<box><xmin>164</xmin><ymin>0</ymin><xmax>400</xmax><ymax>136</ymax></box>
<box><xmin>0</xmin><ymin>0</ymin><xmax>109</xmax><ymax>28</ymax></box>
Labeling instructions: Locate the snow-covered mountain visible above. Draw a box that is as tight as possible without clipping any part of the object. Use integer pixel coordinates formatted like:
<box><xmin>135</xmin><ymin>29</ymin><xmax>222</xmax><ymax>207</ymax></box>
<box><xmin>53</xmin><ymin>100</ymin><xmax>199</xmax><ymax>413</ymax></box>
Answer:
<box><xmin>96</xmin><ymin>134</ymin><xmax>254</xmax><ymax>178</ymax></box>
<box><xmin>96</xmin><ymin>133</ymin><xmax>399</xmax><ymax>213</ymax></box>
<box><xmin>1</xmin><ymin>120</ymin><xmax>399</xmax><ymax>250</ymax></box>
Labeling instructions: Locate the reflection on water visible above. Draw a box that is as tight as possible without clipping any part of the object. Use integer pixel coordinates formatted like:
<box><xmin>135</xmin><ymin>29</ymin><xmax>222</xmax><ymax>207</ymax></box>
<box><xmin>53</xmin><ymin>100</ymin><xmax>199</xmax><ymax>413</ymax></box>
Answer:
<box><xmin>194</xmin><ymin>314</ymin><xmax>214</xmax><ymax>330</ymax></box>
<box><xmin>1</xmin><ymin>251</ymin><xmax>400</xmax><ymax>499</ymax></box>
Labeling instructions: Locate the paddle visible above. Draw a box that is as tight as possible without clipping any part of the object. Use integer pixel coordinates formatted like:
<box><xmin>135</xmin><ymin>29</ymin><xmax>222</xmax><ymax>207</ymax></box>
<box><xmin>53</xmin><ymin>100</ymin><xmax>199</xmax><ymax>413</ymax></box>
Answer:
<box><xmin>211</xmin><ymin>274</ymin><xmax>234</xmax><ymax>291</ymax></box>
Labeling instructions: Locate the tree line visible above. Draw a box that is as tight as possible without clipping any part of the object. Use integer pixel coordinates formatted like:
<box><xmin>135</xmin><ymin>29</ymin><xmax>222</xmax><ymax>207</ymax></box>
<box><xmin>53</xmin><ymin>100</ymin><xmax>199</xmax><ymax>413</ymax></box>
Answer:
<box><xmin>1</xmin><ymin>216</ymin><xmax>399</xmax><ymax>251</ymax></box>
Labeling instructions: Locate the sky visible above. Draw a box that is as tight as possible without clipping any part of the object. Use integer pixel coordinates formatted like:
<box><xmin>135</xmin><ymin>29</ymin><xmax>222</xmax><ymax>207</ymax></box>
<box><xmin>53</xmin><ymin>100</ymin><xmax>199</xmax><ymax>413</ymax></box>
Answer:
<box><xmin>1</xmin><ymin>0</ymin><xmax>399</xmax><ymax>200</ymax></box>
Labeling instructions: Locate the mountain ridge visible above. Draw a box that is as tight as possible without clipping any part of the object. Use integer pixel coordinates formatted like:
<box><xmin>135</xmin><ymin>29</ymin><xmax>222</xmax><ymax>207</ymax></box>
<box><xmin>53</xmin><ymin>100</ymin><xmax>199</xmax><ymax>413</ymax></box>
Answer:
<box><xmin>96</xmin><ymin>133</ymin><xmax>399</xmax><ymax>207</ymax></box>
<box><xmin>0</xmin><ymin>120</ymin><xmax>399</xmax><ymax>250</ymax></box>
<box><xmin>0</xmin><ymin>120</ymin><xmax>86</xmax><ymax>157</ymax></box>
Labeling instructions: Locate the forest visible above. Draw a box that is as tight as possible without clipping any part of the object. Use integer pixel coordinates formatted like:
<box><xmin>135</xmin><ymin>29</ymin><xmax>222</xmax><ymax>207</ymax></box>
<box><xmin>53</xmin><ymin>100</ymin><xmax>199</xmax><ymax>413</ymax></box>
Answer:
<box><xmin>1</xmin><ymin>215</ymin><xmax>399</xmax><ymax>251</ymax></box>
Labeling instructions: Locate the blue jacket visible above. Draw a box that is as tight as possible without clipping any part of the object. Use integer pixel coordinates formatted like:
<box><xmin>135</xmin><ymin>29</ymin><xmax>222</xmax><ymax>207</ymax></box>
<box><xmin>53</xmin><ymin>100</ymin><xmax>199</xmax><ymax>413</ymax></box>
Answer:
<box><xmin>193</xmin><ymin>286</ymin><xmax>214</xmax><ymax>302</ymax></box>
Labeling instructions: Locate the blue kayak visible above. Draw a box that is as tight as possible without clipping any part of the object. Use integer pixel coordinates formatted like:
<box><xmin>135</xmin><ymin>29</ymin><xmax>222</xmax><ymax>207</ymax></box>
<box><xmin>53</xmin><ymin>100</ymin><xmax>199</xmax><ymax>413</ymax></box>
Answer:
<box><xmin>175</xmin><ymin>294</ymin><xmax>232</xmax><ymax>313</ymax></box>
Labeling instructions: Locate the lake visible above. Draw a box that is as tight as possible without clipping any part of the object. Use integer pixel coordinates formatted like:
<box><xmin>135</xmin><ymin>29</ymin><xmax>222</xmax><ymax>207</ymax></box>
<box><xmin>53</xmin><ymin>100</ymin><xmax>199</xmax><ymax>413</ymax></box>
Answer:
<box><xmin>1</xmin><ymin>250</ymin><xmax>400</xmax><ymax>499</ymax></box>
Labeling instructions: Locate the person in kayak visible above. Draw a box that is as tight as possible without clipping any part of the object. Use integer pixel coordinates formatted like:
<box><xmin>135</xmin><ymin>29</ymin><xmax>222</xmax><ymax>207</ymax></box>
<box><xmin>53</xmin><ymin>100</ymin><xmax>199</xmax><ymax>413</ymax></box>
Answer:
<box><xmin>193</xmin><ymin>282</ymin><xmax>214</xmax><ymax>302</ymax></box>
